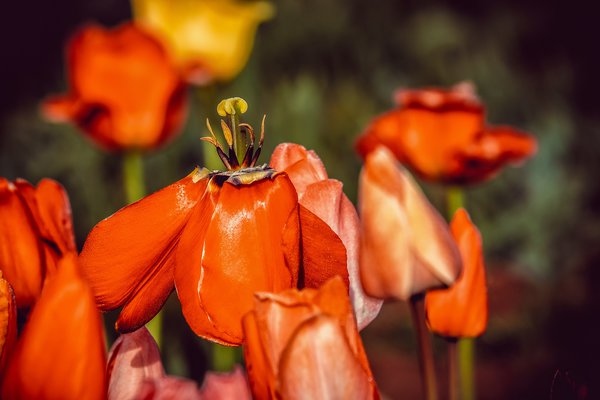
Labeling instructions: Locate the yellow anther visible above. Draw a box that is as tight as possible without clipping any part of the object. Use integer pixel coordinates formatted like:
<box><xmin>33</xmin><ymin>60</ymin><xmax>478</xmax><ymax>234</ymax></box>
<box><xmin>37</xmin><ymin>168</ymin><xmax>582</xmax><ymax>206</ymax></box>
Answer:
<box><xmin>217</xmin><ymin>97</ymin><xmax>248</xmax><ymax>116</ymax></box>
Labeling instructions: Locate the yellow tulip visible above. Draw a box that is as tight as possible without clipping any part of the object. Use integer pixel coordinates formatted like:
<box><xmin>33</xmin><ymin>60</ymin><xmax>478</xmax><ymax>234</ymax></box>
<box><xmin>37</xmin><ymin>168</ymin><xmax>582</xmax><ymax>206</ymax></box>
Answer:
<box><xmin>133</xmin><ymin>0</ymin><xmax>274</xmax><ymax>83</ymax></box>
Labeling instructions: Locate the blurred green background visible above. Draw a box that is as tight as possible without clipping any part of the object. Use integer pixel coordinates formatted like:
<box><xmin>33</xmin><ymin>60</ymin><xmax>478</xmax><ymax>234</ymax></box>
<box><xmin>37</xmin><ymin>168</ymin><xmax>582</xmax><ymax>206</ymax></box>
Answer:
<box><xmin>1</xmin><ymin>0</ymin><xmax>598</xmax><ymax>398</ymax></box>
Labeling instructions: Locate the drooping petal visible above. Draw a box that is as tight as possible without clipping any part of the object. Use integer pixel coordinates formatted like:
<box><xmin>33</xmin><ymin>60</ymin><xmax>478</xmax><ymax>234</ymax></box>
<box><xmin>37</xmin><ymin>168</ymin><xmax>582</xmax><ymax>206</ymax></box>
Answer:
<box><xmin>107</xmin><ymin>327</ymin><xmax>165</xmax><ymax>400</ymax></box>
<box><xmin>425</xmin><ymin>209</ymin><xmax>488</xmax><ymax>338</ymax></box>
<box><xmin>199</xmin><ymin>366</ymin><xmax>252</xmax><ymax>400</ymax></box>
<box><xmin>269</xmin><ymin>143</ymin><xmax>328</xmax><ymax>196</ymax></box>
<box><xmin>0</xmin><ymin>272</ymin><xmax>17</xmax><ymax>376</ymax></box>
<box><xmin>0</xmin><ymin>178</ymin><xmax>44</xmax><ymax>307</ymax></box>
<box><xmin>358</xmin><ymin>146</ymin><xmax>462</xmax><ymax>301</ymax></box>
<box><xmin>176</xmin><ymin>174</ymin><xmax>300</xmax><ymax>345</ymax></box>
<box><xmin>278</xmin><ymin>315</ymin><xmax>374</xmax><ymax>400</ymax></box>
<box><xmin>80</xmin><ymin>170</ymin><xmax>207</xmax><ymax>330</ymax></box>
<box><xmin>2</xmin><ymin>254</ymin><xmax>106</xmax><ymax>400</ymax></box>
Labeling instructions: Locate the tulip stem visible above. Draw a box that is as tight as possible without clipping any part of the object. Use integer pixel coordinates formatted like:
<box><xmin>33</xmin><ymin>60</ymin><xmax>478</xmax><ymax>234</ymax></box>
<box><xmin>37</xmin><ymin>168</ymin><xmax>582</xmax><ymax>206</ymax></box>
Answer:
<box><xmin>409</xmin><ymin>294</ymin><xmax>438</xmax><ymax>400</ymax></box>
<box><xmin>212</xmin><ymin>343</ymin><xmax>237</xmax><ymax>372</ymax></box>
<box><xmin>447</xmin><ymin>338</ymin><xmax>459</xmax><ymax>400</ymax></box>
<box><xmin>446</xmin><ymin>186</ymin><xmax>464</xmax><ymax>218</ymax></box>
<box><xmin>122</xmin><ymin>150</ymin><xmax>163</xmax><ymax>349</ymax></box>
<box><xmin>458</xmin><ymin>338</ymin><xmax>475</xmax><ymax>400</ymax></box>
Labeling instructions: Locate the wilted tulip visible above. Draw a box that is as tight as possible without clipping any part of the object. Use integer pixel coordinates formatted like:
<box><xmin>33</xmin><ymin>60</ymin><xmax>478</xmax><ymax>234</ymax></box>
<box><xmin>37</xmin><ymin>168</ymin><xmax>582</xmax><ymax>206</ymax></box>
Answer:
<box><xmin>133</xmin><ymin>0</ymin><xmax>274</xmax><ymax>83</ymax></box>
<box><xmin>107</xmin><ymin>326</ymin><xmax>251</xmax><ymax>400</ymax></box>
<box><xmin>358</xmin><ymin>146</ymin><xmax>462</xmax><ymax>301</ymax></box>
<box><xmin>42</xmin><ymin>23</ymin><xmax>187</xmax><ymax>152</ymax></box>
<box><xmin>426</xmin><ymin>208</ymin><xmax>488</xmax><ymax>338</ymax></box>
<box><xmin>79</xmin><ymin>98</ymin><xmax>350</xmax><ymax>345</ymax></box>
<box><xmin>270</xmin><ymin>143</ymin><xmax>383</xmax><ymax>329</ymax></box>
<box><xmin>355</xmin><ymin>82</ymin><xmax>537</xmax><ymax>184</ymax></box>
<box><xmin>242</xmin><ymin>276</ymin><xmax>379</xmax><ymax>399</ymax></box>
<box><xmin>1</xmin><ymin>254</ymin><xmax>106</xmax><ymax>400</ymax></box>
<box><xmin>0</xmin><ymin>178</ymin><xmax>76</xmax><ymax>307</ymax></box>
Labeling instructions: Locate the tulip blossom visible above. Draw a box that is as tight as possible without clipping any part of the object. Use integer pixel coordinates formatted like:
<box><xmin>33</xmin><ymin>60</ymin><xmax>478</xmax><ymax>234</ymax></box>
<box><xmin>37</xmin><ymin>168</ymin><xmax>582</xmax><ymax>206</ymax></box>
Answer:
<box><xmin>80</xmin><ymin>98</ymin><xmax>349</xmax><ymax>345</ymax></box>
<box><xmin>0</xmin><ymin>272</ymin><xmax>16</xmax><ymax>376</ymax></box>
<box><xmin>270</xmin><ymin>143</ymin><xmax>382</xmax><ymax>329</ymax></box>
<box><xmin>355</xmin><ymin>82</ymin><xmax>537</xmax><ymax>184</ymax></box>
<box><xmin>358</xmin><ymin>146</ymin><xmax>462</xmax><ymax>301</ymax></box>
<box><xmin>42</xmin><ymin>23</ymin><xmax>187</xmax><ymax>152</ymax></box>
<box><xmin>107</xmin><ymin>326</ymin><xmax>251</xmax><ymax>400</ymax></box>
<box><xmin>1</xmin><ymin>254</ymin><xmax>106</xmax><ymax>400</ymax></box>
<box><xmin>426</xmin><ymin>208</ymin><xmax>488</xmax><ymax>338</ymax></box>
<box><xmin>242</xmin><ymin>276</ymin><xmax>379</xmax><ymax>399</ymax></box>
<box><xmin>0</xmin><ymin>178</ymin><xmax>76</xmax><ymax>307</ymax></box>
<box><xmin>133</xmin><ymin>0</ymin><xmax>274</xmax><ymax>83</ymax></box>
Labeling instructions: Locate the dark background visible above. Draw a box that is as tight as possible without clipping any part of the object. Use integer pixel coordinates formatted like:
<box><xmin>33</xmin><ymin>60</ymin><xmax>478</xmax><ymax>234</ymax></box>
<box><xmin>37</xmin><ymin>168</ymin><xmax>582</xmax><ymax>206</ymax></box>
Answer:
<box><xmin>1</xmin><ymin>0</ymin><xmax>599</xmax><ymax>398</ymax></box>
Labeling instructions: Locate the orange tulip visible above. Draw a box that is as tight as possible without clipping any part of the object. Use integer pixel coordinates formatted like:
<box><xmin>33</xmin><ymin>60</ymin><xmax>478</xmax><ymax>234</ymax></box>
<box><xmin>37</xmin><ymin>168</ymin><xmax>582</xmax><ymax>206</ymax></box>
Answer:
<box><xmin>42</xmin><ymin>23</ymin><xmax>187</xmax><ymax>152</ymax></box>
<box><xmin>0</xmin><ymin>272</ymin><xmax>17</xmax><ymax>377</ymax></box>
<box><xmin>0</xmin><ymin>178</ymin><xmax>76</xmax><ymax>307</ymax></box>
<box><xmin>242</xmin><ymin>276</ymin><xmax>379</xmax><ymax>399</ymax></box>
<box><xmin>80</xmin><ymin>101</ymin><xmax>349</xmax><ymax>345</ymax></box>
<box><xmin>358</xmin><ymin>146</ymin><xmax>462</xmax><ymax>301</ymax></box>
<box><xmin>1</xmin><ymin>254</ymin><xmax>106</xmax><ymax>399</ymax></box>
<box><xmin>355</xmin><ymin>82</ymin><xmax>537</xmax><ymax>184</ymax></box>
<box><xmin>425</xmin><ymin>208</ymin><xmax>488</xmax><ymax>338</ymax></box>
<box><xmin>270</xmin><ymin>143</ymin><xmax>383</xmax><ymax>329</ymax></box>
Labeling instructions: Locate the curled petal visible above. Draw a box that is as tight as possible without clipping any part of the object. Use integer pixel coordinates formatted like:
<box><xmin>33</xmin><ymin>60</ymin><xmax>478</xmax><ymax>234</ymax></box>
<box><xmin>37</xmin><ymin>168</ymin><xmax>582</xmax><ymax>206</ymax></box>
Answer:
<box><xmin>107</xmin><ymin>327</ymin><xmax>165</xmax><ymax>400</ymax></box>
<box><xmin>359</xmin><ymin>146</ymin><xmax>462</xmax><ymax>301</ymax></box>
<box><xmin>426</xmin><ymin>209</ymin><xmax>488</xmax><ymax>338</ymax></box>
<box><xmin>80</xmin><ymin>172</ymin><xmax>206</xmax><ymax>330</ymax></box>
<box><xmin>269</xmin><ymin>143</ymin><xmax>328</xmax><ymax>195</ymax></box>
<box><xmin>2</xmin><ymin>254</ymin><xmax>106</xmax><ymax>400</ymax></box>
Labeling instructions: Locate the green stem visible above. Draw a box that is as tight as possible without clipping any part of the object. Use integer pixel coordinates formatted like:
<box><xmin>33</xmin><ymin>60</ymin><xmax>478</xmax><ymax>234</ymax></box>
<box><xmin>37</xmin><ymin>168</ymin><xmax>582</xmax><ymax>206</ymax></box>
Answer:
<box><xmin>409</xmin><ymin>294</ymin><xmax>438</xmax><ymax>400</ymax></box>
<box><xmin>446</xmin><ymin>186</ymin><xmax>464</xmax><ymax>218</ymax></box>
<box><xmin>447</xmin><ymin>338</ymin><xmax>459</xmax><ymax>400</ymax></box>
<box><xmin>122</xmin><ymin>150</ymin><xmax>162</xmax><ymax>348</ymax></box>
<box><xmin>211</xmin><ymin>343</ymin><xmax>238</xmax><ymax>372</ymax></box>
<box><xmin>458</xmin><ymin>338</ymin><xmax>475</xmax><ymax>400</ymax></box>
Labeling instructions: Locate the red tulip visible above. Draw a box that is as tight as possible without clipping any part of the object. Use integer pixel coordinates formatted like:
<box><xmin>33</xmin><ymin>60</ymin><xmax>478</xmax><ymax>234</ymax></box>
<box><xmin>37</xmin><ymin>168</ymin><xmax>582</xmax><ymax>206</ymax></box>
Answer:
<box><xmin>1</xmin><ymin>254</ymin><xmax>106</xmax><ymax>399</ymax></box>
<box><xmin>270</xmin><ymin>143</ymin><xmax>383</xmax><ymax>329</ymax></box>
<box><xmin>242</xmin><ymin>276</ymin><xmax>379</xmax><ymax>399</ymax></box>
<box><xmin>358</xmin><ymin>146</ymin><xmax>462</xmax><ymax>300</ymax></box>
<box><xmin>42</xmin><ymin>23</ymin><xmax>187</xmax><ymax>152</ymax></box>
<box><xmin>426</xmin><ymin>208</ymin><xmax>488</xmax><ymax>338</ymax></box>
<box><xmin>0</xmin><ymin>178</ymin><xmax>76</xmax><ymax>307</ymax></box>
<box><xmin>355</xmin><ymin>82</ymin><xmax>537</xmax><ymax>184</ymax></box>
<box><xmin>0</xmin><ymin>272</ymin><xmax>16</xmax><ymax>377</ymax></box>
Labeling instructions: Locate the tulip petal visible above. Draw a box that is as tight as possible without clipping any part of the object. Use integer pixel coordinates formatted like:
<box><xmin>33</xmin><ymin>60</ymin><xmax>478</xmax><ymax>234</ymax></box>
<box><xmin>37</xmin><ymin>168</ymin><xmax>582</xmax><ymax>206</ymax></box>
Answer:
<box><xmin>0</xmin><ymin>178</ymin><xmax>44</xmax><ymax>307</ymax></box>
<box><xmin>278</xmin><ymin>315</ymin><xmax>374</xmax><ymax>400</ymax></box>
<box><xmin>269</xmin><ymin>143</ymin><xmax>328</xmax><ymax>195</ymax></box>
<box><xmin>425</xmin><ymin>209</ymin><xmax>488</xmax><ymax>338</ymax></box>
<box><xmin>107</xmin><ymin>327</ymin><xmax>165</xmax><ymax>400</ymax></box>
<box><xmin>2</xmin><ymin>254</ymin><xmax>106</xmax><ymax>400</ymax></box>
<box><xmin>199</xmin><ymin>366</ymin><xmax>252</xmax><ymax>400</ymax></box>
<box><xmin>80</xmin><ymin>172</ymin><xmax>206</xmax><ymax>328</ymax></box>
<box><xmin>178</xmin><ymin>175</ymin><xmax>300</xmax><ymax>345</ymax></box>
<box><xmin>138</xmin><ymin>376</ymin><xmax>202</xmax><ymax>399</ymax></box>
<box><xmin>299</xmin><ymin>204</ymin><xmax>349</xmax><ymax>290</ymax></box>
<box><xmin>0</xmin><ymin>272</ymin><xmax>17</xmax><ymax>375</ymax></box>
<box><xmin>359</xmin><ymin>146</ymin><xmax>462</xmax><ymax>301</ymax></box>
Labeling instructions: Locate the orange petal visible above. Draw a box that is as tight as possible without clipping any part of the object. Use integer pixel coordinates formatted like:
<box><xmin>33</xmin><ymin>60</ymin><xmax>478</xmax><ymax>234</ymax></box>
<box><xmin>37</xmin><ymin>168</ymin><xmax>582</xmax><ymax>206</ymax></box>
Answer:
<box><xmin>0</xmin><ymin>178</ymin><xmax>44</xmax><ymax>307</ymax></box>
<box><xmin>269</xmin><ymin>143</ymin><xmax>328</xmax><ymax>195</ymax></box>
<box><xmin>299</xmin><ymin>204</ymin><xmax>349</xmax><ymax>290</ymax></box>
<box><xmin>0</xmin><ymin>272</ymin><xmax>17</xmax><ymax>376</ymax></box>
<box><xmin>176</xmin><ymin>174</ymin><xmax>300</xmax><ymax>345</ymax></box>
<box><xmin>358</xmin><ymin>146</ymin><xmax>462</xmax><ymax>301</ymax></box>
<box><xmin>80</xmin><ymin>172</ymin><xmax>206</xmax><ymax>328</ymax></box>
<box><xmin>279</xmin><ymin>315</ymin><xmax>376</xmax><ymax>400</ymax></box>
<box><xmin>425</xmin><ymin>209</ymin><xmax>488</xmax><ymax>338</ymax></box>
<box><xmin>2</xmin><ymin>253</ymin><xmax>106</xmax><ymax>400</ymax></box>
<box><xmin>40</xmin><ymin>95</ymin><xmax>82</xmax><ymax>123</ymax></box>
<box><xmin>33</xmin><ymin>179</ymin><xmax>76</xmax><ymax>255</ymax></box>
<box><xmin>394</xmin><ymin>82</ymin><xmax>481</xmax><ymax>110</ymax></box>
<box><xmin>199</xmin><ymin>366</ymin><xmax>252</xmax><ymax>400</ymax></box>
<box><xmin>107</xmin><ymin>327</ymin><xmax>165</xmax><ymax>400</ymax></box>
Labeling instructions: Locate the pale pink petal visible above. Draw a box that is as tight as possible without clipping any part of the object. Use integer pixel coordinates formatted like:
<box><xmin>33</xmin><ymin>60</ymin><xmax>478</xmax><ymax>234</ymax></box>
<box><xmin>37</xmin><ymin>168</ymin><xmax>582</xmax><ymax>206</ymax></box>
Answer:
<box><xmin>137</xmin><ymin>377</ymin><xmax>202</xmax><ymax>400</ymax></box>
<box><xmin>269</xmin><ymin>143</ymin><xmax>328</xmax><ymax>196</ymax></box>
<box><xmin>199</xmin><ymin>366</ymin><xmax>252</xmax><ymax>400</ymax></box>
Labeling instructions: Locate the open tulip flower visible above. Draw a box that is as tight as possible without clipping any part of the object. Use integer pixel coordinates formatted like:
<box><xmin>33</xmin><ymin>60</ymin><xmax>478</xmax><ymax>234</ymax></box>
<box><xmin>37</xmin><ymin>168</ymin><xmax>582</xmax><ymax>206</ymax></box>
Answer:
<box><xmin>42</xmin><ymin>23</ymin><xmax>187</xmax><ymax>152</ymax></box>
<box><xmin>107</xmin><ymin>326</ymin><xmax>251</xmax><ymax>400</ymax></box>
<box><xmin>242</xmin><ymin>276</ymin><xmax>379</xmax><ymax>399</ymax></box>
<box><xmin>133</xmin><ymin>0</ymin><xmax>274</xmax><ymax>84</ymax></box>
<box><xmin>0</xmin><ymin>272</ymin><xmax>17</xmax><ymax>377</ymax></box>
<box><xmin>355</xmin><ymin>82</ymin><xmax>538</xmax><ymax>184</ymax></box>
<box><xmin>358</xmin><ymin>146</ymin><xmax>462</xmax><ymax>301</ymax></box>
<box><xmin>79</xmin><ymin>98</ymin><xmax>350</xmax><ymax>345</ymax></box>
<box><xmin>1</xmin><ymin>254</ymin><xmax>106</xmax><ymax>400</ymax></box>
<box><xmin>426</xmin><ymin>208</ymin><xmax>488</xmax><ymax>338</ymax></box>
<box><xmin>0</xmin><ymin>178</ymin><xmax>76</xmax><ymax>307</ymax></box>
<box><xmin>270</xmin><ymin>143</ymin><xmax>383</xmax><ymax>329</ymax></box>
